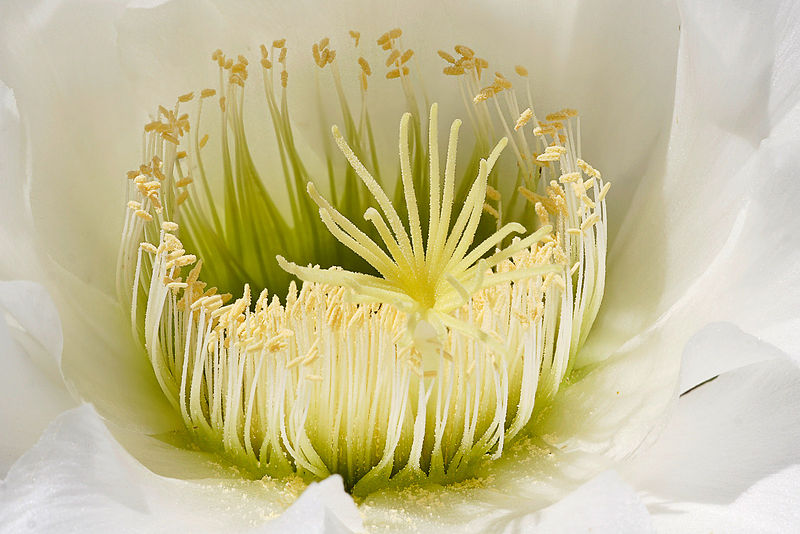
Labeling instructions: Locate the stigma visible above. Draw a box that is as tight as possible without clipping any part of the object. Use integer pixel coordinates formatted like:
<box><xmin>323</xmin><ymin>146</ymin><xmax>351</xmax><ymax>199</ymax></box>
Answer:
<box><xmin>116</xmin><ymin>28</ymin><xmax>609</xmax><ymax>494</ymax></box>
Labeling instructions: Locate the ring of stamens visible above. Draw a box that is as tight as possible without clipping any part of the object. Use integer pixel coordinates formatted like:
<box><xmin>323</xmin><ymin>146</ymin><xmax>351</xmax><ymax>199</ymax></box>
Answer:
<box><xmin>116</xmin><ymin>30</ymin><xmax>610</xmax><ymax>494</ymax></box>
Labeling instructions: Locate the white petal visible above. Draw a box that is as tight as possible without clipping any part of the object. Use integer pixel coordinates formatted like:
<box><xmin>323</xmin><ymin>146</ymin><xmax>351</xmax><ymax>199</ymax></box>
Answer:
<box><xmin>678</xmin><ymin>322</ymin><xmax>786</xmax><ymax>394</ymax></box>
<box><xmin>0</xmin><ymin>281</ymin><xmax>74</xmax><ymax>474</ymax></box>
<box><xmin>522</xmin><ymin>471</ymin><xmax>653</xmax><ymax>534</ymax></box>
<box><xmin>622</xmin><ymin>327</ymin><xmax>800</xmax><ymax>529</ymax></box>
<box><xmin>0</xmin><ymin>404</ymin><xmax>361</xmax><ymax>534</ymax></box>
<box><xmin>0</xmin><ymin>80</ymin><xmax>42</xmax><ymax>281</ymax></box>
<box><xmin>646</xmin><ymin>465</ymin><xmax>800</xmax><ymax>534</ymax></box>
<box><xmin>581</xmin><ymin>0</ymin><xmax>800</xmax><ymax>368</ymax></box>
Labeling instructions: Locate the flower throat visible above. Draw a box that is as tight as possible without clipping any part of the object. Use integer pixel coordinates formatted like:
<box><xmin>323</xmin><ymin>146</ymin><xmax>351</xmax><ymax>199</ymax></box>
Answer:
<box><xmin>116</xmin><ymin>29</ymin><xmax>609</xmax><ymax>494</ymax></box>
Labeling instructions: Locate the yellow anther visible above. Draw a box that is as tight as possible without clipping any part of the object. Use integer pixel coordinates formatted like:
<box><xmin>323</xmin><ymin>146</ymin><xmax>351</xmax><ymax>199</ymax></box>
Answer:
<box><xmin>224</xmin><ymin>58</ymin><xmax>233</xmax><ymax>70</ymax></box>
<box><xmin>400</xmin><ymin>49</ymin><xmax>414</xmax><ymax>64</ymax></box>
<box><xmin>349</xmin><ymin>30</ymin><xmax>361</xmax><ymax>47</ymax></box>
<box><xmin>261</xmin><ymin>58</ymin><xmax>273</xmax><ymax>69</ymax></box>
<box><xmin>598</xmin><ymin>182</ymin><xmax>612</xmax><ymax>201</ymax></box>
<box><xmin>161</xmin><ymin>221</ymin><xmax>179</xmax><ymax>232</ymax></box>
<box><xmin>577</xmin><ymin>159</ymin><xmax>602</xmax><ymax>179</ymax></box>
<box><xmin>483</xmin><ymin>203</ymin><xmax>500</xmax><ymax>219</ymax></box>
<box><xmin>312</xmin><ymin>43</ymin><xmax>322</xmax><ymax>66</ymax></box>
<box><xmin>174</xmin><ymin>254</ymin><xmax>197</xmax><ymax>267</ymax></box>
<box><xmin>486</xmin><ymin>185</ymin><xmax>501</xmax><ymax>201</ymax></box>
<box><xmin>545</xmin><ymin>145</ymin><xmax>567</xmax><ymax>155</ymax></box>
<box><xmin>260</xmin><ymin>44</ymin><xmax>268</xmax><ymax>58</ymax></box>
<box><xmin>319</xmin><ymin>37</ymin><xmax>330</xmax><ymax>50</ymax></box>
<box><xmin>562</xmin><ymin>108</ymin><xmax>578</xmax><ymax>117</ymax></box>
<box><xmin>139</xmin><ymin>242</ymin><xmax>158</xmax><ymax>254</ymax></box>
<box><xmin>494</xmin><ymin>76</ymin><xmax>512</xmax><ymax>90</ymax></box>
<box><xmin>272</xmin><ymin>38</ymin><xmax>286</xmax><ymax>48</ymax></box>
<box><xmin>473</xmin><ymin>87</ymin><xmax>495</xmax><ymax>103</ymax></box>
<box><xmin>388</xmin><ymin>28</ymin><xmax>402</xmax><ymax>39</ymax></box>
<box><xmin>135</xmin><ymin>209</ymin><xmax>153</xmax><ymax>221</ymax></box>
<box><xmin>211</xmin><ymin>49</ymin><xmax>222</xmax><ymax>61</ymax></box>
<box><xmin>536</xmin><ymin>152</ymin><xmax>561</xmax><ymax>162</ymax></box>
<box><xmin>385</xmin><ymin>49</ymin><xmax>401</xmax><ymax>66</ymax></box>
<box><xmin>514</xmin><ymin>108</ymin><xmax>533</xmax><ymax>131</ymax></box>
<box><xmin>358</xmin><ymin>57</ymin><xmax>371</xmax><ymax>75</ymax></box>
<box><xmin>559</xmin><ymin>172</ymin><xmax>581</xmax><ymax>183</ymax></box>
<box><xmin>278</xmin><ymin>47</ymin><xmax>287</xmax><ymax>64</ymax></box>
<box><xmin>176</xmin><ymin>177</ymin><xmax>193</xmax><ymax>188</ymax></box>
<box><xmin>176</xmin><ymin>190</ymin><xmax>189</xmax><ymax>205</ymax></box>
<box><xmin>127</xmin><ymin>200</ymin><xmax>141</xmax><ymax>210</ymax></box>
<box><xmin>515</xmin><ymin>65</ymin><xmax>529</xmax><ymax>77</ymax></box>
<box><xmin>443</xmin><ymin>65</ymin><xmax>465</xmax><ymax>76</ymax></box>
<box><xmin>178</xmin><ymin>92</ymin><xmax>194</xmax><ymax>103</ymax></box>
<box><xmin>545</xmin><ymin>111</ymin><xmax>568</xmax><ymax>121</ymax></box>
<box><xmin>281</xmin><ymin>70</ymin><xmax>288</xmax><ymax>87</ymax></box>
<box><xmin>534</xmin><ymin>202</ymin><xmax>550</xmax><ymax>226</ymax></box>
<box><xmin>376</xmin><ymin>31</ymin><xmax>391</xmax><ymax>46</ymax></box>
<box><xmin>455</xmin><ymin>44</ymin><xmax>474</xmax><ymax>58</ymax></box>
<box><xmin>199</xmin><ymin>134</ymin><xmax>209</xmax><ymax>148</ymax></box>
<box><xmin>581</xmin><ymin>214</ymin><xmax>601</xmax><ymax>232</ymax></box>
<box><xmin>386</xmin><ymin>67</ymin><xmax>408</xmax><ymax>79</ymax></box>
<box><xmin>438</xmin><ymin>50</ymin><xmax>455</xmax><ymax>64</ymax></box>
<box><xmin>162</xmin><ymin>133</ymin><xmax>179</xmax><ymax>145</ymax></box>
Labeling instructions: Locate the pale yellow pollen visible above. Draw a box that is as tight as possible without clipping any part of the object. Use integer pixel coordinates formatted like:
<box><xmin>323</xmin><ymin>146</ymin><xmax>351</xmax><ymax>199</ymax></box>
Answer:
<box><xmin>386</xmin><ymin>66</ymin><xmax>408</xmax><ymax>79</ymax></box>
<box><xmin>577</xmin><ymin>158</ymin><xmax>602</xmax><ymax>179</ymax></box>
<box><xmin>358</xmin><ymin>57</ymin><xmax>371</xmax><ymax>75</ymax></box>
<box><xmin>580</xmin><ymin>213</ymin><xmax>601</xmax><ymax>232</ymax></box>
<box><xmin>127</xmin><ymin>200</ymin><xmax>141</xmax><ymax>210</ymax></box>
<box><xmin>455</xmin><ymin>44</ymin><xmax>474</xmax><ymax>58</ymax></box>
<box><xmin>482</xmin><ymin>203</ymin><xmax>500</xmax><ymax>219</ymax></box>
<box><xmin>545</xmin><ymin>111</ymin><xmax>569</xmax><ymax>121</ymax></box>
<box><xmin>438</xmin><ymin>50</ymin><xmax>456</xmax><ymax>64</ymax></box>
<box><xmin>599</xmin><ymin>182</ymin><xmax>612</xmax><ymax>201</ymax></box>
<box><xmin>559</xmin><ymin>172</ymin><xmax>581</xmax><ymax>183</ymax></box>
<box><xmin>161</xmin><ymin>221</ymin><xmax>179</xmax><ymax>232</ymax></box>
<box><xmin>385</xmin><ymin>49</ymin><xmax>401</xmax><ymax>66</ymax></box>
<box><xmin>514</xmin><ymin>108</ymin><xmax>533</xmax><ymax>131</ymax></box>
<box><xmin>139</xmin><ymin>242</ymin><xmax>158</xmax><ymax>254</ymax></box>
<box><xmin>135</xmin><ymin>209</ymin><xmax>153</xmax><ymax>221</ymax></box>
<box><xmin>486</xmin><ymin>185</ymin><xmax>501</xmax><ymax>201</ymax></box>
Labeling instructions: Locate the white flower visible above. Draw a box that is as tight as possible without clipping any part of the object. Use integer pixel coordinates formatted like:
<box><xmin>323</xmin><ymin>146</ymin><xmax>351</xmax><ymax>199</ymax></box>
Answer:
<box><xmin>2</xmin><ymin>0</ymin><xmax>800</xmax><ymax>532</ymax></box>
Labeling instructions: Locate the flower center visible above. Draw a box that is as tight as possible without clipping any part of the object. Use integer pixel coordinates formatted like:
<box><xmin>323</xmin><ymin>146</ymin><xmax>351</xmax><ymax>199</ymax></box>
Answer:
<box><xmin>116</xmin><ymin>29</ymin><xmax>610</xmax><ymax>495</ymax></box>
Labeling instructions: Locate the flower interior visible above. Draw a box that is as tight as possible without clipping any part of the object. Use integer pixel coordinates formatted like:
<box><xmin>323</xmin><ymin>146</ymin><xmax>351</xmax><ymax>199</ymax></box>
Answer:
<box><xmin>116</xmin><ymin>30</ymin><xmax>609</xmax><ymax>495</ymax></box>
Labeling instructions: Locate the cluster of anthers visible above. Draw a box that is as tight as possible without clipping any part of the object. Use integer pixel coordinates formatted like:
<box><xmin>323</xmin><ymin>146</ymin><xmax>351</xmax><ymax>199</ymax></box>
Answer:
<box><xmin>116</xmin><ymin>28</ymin><xmax>609</xmax><ymax>495</ymax></box>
